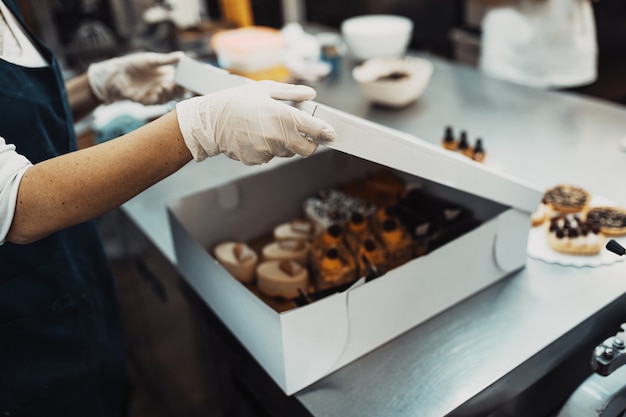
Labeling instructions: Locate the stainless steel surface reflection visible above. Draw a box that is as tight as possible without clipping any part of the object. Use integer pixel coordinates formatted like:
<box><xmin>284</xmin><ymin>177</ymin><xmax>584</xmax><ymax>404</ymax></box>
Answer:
<box><xmin>121</xmin><ymin>53</ymin><xmax>626</xmax><ymax>417</ymax></box>
<box><xmin>293</xmin><ymin>54</ymin><xmax>626</xmax><ymax>416</ymax></box>
<box><xmin>313</xmin><ymin>53</ymin><xmax>626</xmax><ymax>202</ymax></box>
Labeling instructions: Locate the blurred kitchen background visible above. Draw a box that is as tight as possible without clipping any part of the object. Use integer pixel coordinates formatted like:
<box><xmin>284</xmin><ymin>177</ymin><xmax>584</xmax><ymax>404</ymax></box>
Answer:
<box><xmin>15</xmin><ymin>0</ymin><xmax>626</xmax><ymax>103</ymax></box>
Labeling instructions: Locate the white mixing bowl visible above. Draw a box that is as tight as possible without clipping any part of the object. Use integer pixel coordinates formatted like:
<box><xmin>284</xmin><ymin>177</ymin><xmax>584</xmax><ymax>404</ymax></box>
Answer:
<box><xmin>341</xmin><ymin>14</ymin><xmax>414</xmax><ymax>61</ymax></box>
<box><xmin>352</xmin><ymin>56</ymin><xmax>433</xmax><ymax>108</ymax></box>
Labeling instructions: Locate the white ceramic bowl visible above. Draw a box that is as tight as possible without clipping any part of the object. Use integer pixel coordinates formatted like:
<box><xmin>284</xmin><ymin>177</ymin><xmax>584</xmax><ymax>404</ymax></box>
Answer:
<box><xmin>352</xmin><ymin>56</ymin><xmax>434</xmax><ymax>108</ymax></box>
<box><xmin>341</xmin><ymin>14</ymin><xmax>413</xmax><ymax>61</ymax></box>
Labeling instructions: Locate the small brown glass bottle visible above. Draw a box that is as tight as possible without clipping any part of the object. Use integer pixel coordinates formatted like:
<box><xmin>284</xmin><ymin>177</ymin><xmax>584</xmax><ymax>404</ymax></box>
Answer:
<box><xmin>458</xmin><ymin>130</ymin><xmax>473</xmax><ymax>158</ymax></box>
<box><xmin>441</xmin><ymin>126</ymin><xmax>457</xmax><ymax>150</ymax></box>
<box><xmin>472</xmin><ymin>138</ymin><xmax>486</xmax><ymax>162</ymax></box>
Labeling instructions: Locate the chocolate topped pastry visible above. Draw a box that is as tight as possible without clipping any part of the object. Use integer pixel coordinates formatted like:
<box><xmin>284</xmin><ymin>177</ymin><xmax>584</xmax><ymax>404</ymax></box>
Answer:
<box><xmin>322</xmin><ymin>224</ymin><xmax>343</xmax><ymax>245</ymax></box>
<box><xmin>343</xmin><ymin>211</ymin><xmax>379</xmax><ymax>258</ymax></box>
<box><xmin>357</xmin><ymin>237</ymin><xmax>388</xmax><ymax>278</ymax></box>
<box><xmin>546</xmin><ymin>213</ymin><xmax>604</xmax><ymax>255</ymax></box>
<box><xmin>543</xmin><ymin>185</ymin><xmax>590</xmax><ymax>213</ymax></box>
<box><xmin>303</xmin><ymin>188</ymin><xmax>376</xmax><ymax>229</ymax></box>
<box><xmin>377</xmin><ymin>218</ymin><xmax>415</xmax><ymax>269</ymax></box>
<box><xmin>309</xmin><ymin>246</ymin><xmax>358</xmax><ymax>290</ymax></box>
<box><xmin>585</xmin><ymin>206</ymin><xmax>626</xmax><ymax>236</ymax></box>
<box><xmin>348</xmin><ymin>212</ymin><xmax>367</xmax><ymax>234</ymax></box>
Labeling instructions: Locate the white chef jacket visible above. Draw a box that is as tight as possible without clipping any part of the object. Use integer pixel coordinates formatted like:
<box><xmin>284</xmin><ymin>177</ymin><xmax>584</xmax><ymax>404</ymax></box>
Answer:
<box><xmin>0</xmin><ymin>138</ymin><xmax>31</xmax><ymax>244</ymax></box>
<box><xmin>479</xmin><ymin>0</ymin><xmax>598</xmax><ymax>89</ymax></box>
<box><xmin>0</xmin><ymin>0</ymin><xmax>46</xmax><ymax>244</ymax></box>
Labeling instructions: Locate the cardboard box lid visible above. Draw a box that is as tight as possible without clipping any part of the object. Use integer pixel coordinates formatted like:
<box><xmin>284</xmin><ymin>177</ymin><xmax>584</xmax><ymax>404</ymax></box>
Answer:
<box><xmin>175</xmin><ymin>57</ymin><xmax>543</xmax><ymax>213</ymax></box>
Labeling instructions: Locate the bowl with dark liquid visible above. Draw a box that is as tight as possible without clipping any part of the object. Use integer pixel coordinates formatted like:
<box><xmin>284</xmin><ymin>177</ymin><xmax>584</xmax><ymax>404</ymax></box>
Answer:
<box><xmin>352</xmin><ymin>56</ymin><xmax>433</xmax><ymax>108</ymax></box>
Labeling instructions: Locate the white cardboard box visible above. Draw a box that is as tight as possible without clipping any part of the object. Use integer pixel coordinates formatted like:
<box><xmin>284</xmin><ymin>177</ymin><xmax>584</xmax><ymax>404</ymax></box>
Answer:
<box><xmin>168</xmin><ymin>58</ymin><xmax>543</xmax><ymax>394</ymax></box>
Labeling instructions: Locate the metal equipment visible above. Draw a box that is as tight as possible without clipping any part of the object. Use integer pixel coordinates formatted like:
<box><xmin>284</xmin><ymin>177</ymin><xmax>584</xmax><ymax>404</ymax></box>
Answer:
<box><xmin>557</xmin><ymin>240</ymin><xmax>626</xmax><ymax>417</ymax></box>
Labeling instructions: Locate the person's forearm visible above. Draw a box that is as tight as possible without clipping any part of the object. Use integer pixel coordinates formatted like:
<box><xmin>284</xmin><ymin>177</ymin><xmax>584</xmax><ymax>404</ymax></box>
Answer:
<box><xmin>66</xmin><ymin>73</ymin><xmax>101</xmax><ymax>121</ymax></box>
<box><xmin>6</xmin><ymin>110</ymin><xmax>193</xmax><ymax>244</ymax></box>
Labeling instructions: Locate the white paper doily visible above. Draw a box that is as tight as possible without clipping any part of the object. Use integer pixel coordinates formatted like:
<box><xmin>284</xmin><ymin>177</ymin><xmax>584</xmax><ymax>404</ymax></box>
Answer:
<box><xmin>526</xmin><ymin>196</ymin><xmax>626</xmax><ymax>267</ymax></box>
<box><xmin>526</xmin><ymin>226</ymin><xmax>625</xmax><ymax>267</ymax></box>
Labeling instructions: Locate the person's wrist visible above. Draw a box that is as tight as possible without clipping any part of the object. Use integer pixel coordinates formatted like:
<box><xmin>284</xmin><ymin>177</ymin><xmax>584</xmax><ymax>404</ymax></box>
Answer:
<box><xmin>86</xmin><ymin>62</ymin><xmax>109</xmax><ymax>104</ymax></box>
<box><xmin>175</xmin><ymin>96</ymin><xmax>219</xmax><ymax>162</ymax></box>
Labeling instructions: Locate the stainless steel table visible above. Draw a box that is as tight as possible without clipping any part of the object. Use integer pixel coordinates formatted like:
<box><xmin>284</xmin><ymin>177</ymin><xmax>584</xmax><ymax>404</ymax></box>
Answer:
<box><xmin>121</xmin><ymin>53</ymin><xmax>626</xmax><ymax>416</ymax></box>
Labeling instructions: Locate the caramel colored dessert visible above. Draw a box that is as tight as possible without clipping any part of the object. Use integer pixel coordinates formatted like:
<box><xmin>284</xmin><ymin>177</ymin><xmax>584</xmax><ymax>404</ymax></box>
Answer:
<box><xmin>356</xmin><ymin>237</ymin><xmax>389</xmax><ymax>277</ymax></box>
<box><xmin>311</xmin><ymin>224</ymin><xmax>345</xmax><ymax>253</ymax></box>
<box><xmin>256</xmin><ymin>259</ymin><xmax>309</xmax><ymax>299</ymax></box>
<box><xmin>309</xmin><ymin>247</ymin><xmax>358</xmax><ymax>291</ymax></box>
<box><xmin>340</xmin><ymin>170</ymin><xmax>407</xmax><ymax>206</ymax></box>
<box><xmin>262</xmin><ymin>239</ymin><xmax>309</xmax><ymax>264</ymax></box>
<box><xmin>273</xmin><ymin>219</ymin><xmax>317</xmax><ymax>241</ymax></box>
<box><xmin>344</xmin><ymin>212</ymin><xmax>373</xmax><ymax>251</ymax></box>
<box><xmin>377</xmin><ymin>218</ymin><xmax>415</xmax><ymax>269</ymax></box>
<box><xmin>214</xmin><ymin>242</ymin><xmax>258</xmax><ymax>283</ymax></box>
<box><xmin>213</xmin><ymin>169</ymin><xmax>476</xmax><ymax>306</ymax></box>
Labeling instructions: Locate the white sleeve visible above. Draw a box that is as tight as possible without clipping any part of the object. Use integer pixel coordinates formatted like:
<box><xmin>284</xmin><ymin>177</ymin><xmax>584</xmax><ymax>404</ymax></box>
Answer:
<box><xmin>0</xmin><ymin>136</ymin><xmax>32</xmax><ymax>245</ymax></box>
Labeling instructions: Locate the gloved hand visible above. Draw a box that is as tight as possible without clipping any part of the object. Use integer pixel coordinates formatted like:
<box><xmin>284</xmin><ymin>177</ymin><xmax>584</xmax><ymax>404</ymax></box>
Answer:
<box><xmin>88</xmin><ymin>51</ymin><xmax>185</xmax><ymax>105</ymax></box>
<box><xmin>176</xmin><ymin>80</ymin><xmax>336</xmax><ymax>165</ymax></box>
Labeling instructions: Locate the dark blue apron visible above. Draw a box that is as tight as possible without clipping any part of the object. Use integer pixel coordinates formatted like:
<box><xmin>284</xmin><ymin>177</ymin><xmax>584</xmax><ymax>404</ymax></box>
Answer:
<box><xmin>0</xmin><ymin>2</ymin><xmax>127</xmax><ymax>416</ymax></box>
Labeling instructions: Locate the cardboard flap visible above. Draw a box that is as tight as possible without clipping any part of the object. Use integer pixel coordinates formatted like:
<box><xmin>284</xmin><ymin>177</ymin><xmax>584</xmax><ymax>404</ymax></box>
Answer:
<box><xmin>168</xmin><ymin>210</ymin><xmax>288</xmax><ymax>387</ymax></box>
<box><xmin>304</xmin><ymin>102</ymin><xmax>543</xmax><ymax>213</ymax></box>
<box><xmin>216</xmin><ymin>182</ymin><xmax>241</xmax><ymax>210</ymax></box>
<box><xmin>175</xmin><ymin>56</ymin><xmax>251</xmax><ymax>93</ymax></box>
<box><xmin>281</xmin><ymin>292</ymin><xmax>351</xmax><ymax>394</ymax></box>
<box><xmin>494</xmin><ymin>209</ymin><xmax>531</xmax><ymax>271</ymax></box>
<box><xmin>333</xmin><ymin>215</ymin><xmax>514</xmax><ymax>368</ymax></box>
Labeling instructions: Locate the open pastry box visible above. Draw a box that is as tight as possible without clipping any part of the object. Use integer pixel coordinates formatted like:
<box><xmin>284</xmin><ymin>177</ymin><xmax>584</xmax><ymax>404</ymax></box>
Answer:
<box><xmin>168</xmin><ymin>58</ymin><xmax>543</xmax><ymax>395</ymax></box>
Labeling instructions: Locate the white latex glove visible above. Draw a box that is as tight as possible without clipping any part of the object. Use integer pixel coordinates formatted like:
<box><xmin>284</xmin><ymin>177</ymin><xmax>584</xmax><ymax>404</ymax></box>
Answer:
<box><xmin>88</xmin><ymin>51</ymin><xmax>185</xmax><ymax>105</ymax></box>
<box><xmin>176</xmin><ymin>80</ymin><xmax>336</xmax><ymax>165</ymax></box>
